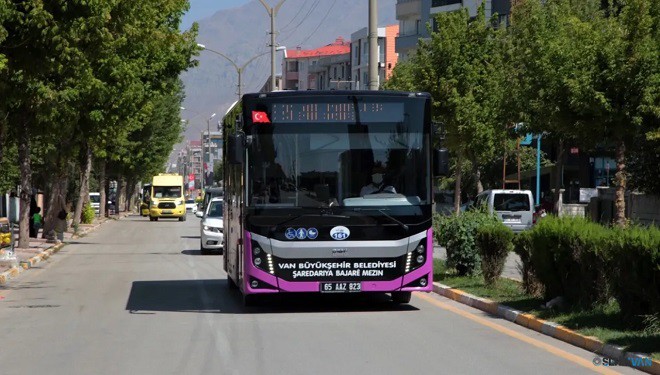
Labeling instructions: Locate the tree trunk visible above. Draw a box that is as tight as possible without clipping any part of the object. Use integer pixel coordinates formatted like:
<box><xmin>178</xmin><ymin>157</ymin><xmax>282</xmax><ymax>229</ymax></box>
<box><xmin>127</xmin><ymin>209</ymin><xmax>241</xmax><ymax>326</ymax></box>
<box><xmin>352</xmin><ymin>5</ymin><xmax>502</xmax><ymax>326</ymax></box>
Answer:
<box><xmin>126</xmin><ymin>179</ymin><xmax>135</xmax><ymax>212</ymax></box>
<box><xmin>474</xmin><ymin>165</ymin><xmax>484</xmax><ymax>194</ymax></box>
<box><xmin>118</xmin><ymin>178</ymin><xmax>127</xmax><ymax>212</ymax></box>
<box><xmin>553</xmin><ymin>139</ymin><xmax>565</xmax><ymax>215</ymax></box>
<box><xmin>614</xmin><ymin>140</ymin><xmax>627</xmax><ymax>227</ymax></box>
<box><xmin>17</xmin><ymin>129</ymin><xmax>31</xmax><ymax>248</ymax></box>
<box><xmin>454</xmin><ymin>153</ymin><xmax>463</xmax><ymax>215</ymax></box>
<box><xmin>72</xmin><ymin>145</ymin><xmax>92</xmax><ymax>227</ymax></box>
<box><xmin>98</xmin><ymin>160</ymin><xmax>106</xmax><ymax>218</ymax></box>
<box><xmin>42</xmin><ymin>174</ymin><xmax>68</xmax><ymax>239</ymax></box>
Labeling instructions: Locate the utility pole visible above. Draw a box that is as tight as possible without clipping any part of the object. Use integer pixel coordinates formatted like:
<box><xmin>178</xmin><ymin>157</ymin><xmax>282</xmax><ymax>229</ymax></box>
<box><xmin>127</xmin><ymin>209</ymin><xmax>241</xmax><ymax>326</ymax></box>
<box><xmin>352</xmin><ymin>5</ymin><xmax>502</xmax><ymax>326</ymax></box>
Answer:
<box><xmin>369</xmin><ymin>0</ymin><xmax>379</xmax><ymax>90</ymax></box>
<box><xmin>205</xmin><ymin>113</ymin><xmax>216</xmax><ymax>188</ymax></box>
<box><xmin>259</xmin><ymin>0</ymin><xmax>286</xmax><ymax>91</ymax></box>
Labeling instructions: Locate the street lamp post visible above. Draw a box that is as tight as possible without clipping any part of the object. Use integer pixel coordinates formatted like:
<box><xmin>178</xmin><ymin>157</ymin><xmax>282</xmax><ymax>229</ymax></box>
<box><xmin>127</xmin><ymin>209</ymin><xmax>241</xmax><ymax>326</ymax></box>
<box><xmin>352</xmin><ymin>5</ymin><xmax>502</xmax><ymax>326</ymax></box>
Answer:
<box><xmin>258</xmin><ymin>0</ymin><xmax>286</xmax><ymax>91</ymax></box>
<box><xmin>198</xmin><ymin>44</ymin><xmax>284</xmax><ymax>99</ymax></box>
<box><xmin>205</xmin><ymin>113</ymin><xmax>216</xmax><ymax>187</ymax></box>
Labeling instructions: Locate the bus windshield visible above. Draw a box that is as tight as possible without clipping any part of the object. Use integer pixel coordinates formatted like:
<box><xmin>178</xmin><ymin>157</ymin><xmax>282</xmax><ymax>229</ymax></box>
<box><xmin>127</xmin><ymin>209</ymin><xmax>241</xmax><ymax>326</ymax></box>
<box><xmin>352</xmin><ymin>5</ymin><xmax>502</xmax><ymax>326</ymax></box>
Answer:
<box><xmin>248</xmin><ymin>122</ymin><xmax>429</xmax><ymax>209</ymax></box>
<box><xmin>153</xmin><ymin>186</ymin><xmax>182</xmax><ymax>198</ymax></box>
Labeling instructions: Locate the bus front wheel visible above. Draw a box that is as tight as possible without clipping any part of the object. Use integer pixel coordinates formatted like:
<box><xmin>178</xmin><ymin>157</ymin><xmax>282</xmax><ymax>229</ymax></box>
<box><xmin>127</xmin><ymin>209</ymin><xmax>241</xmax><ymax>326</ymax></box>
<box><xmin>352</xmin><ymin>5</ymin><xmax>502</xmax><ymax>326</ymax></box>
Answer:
<box><xmin>391</xmin><ymin>292</ymin><xmax>412</xmax><ymax>304</ymax></box>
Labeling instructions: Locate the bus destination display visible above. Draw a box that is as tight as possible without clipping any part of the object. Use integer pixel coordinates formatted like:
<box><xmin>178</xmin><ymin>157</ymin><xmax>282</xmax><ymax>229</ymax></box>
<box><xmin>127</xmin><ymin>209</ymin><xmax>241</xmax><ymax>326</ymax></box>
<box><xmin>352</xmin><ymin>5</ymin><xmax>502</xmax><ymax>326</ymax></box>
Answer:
<box><xmin>270</xmin><ymin>102</ymin><xmax>404</xmax><ymax>123</ymax></box>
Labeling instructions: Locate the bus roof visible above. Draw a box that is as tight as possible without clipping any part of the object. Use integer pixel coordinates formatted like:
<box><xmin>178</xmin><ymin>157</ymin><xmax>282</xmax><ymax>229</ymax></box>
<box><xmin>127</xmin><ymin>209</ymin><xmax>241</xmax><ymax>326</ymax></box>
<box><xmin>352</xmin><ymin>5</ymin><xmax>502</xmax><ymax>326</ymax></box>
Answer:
<box><xmin>152</xmin><ymin>174</ymin><xmax>183</xmax><ymax>186</ymax></box>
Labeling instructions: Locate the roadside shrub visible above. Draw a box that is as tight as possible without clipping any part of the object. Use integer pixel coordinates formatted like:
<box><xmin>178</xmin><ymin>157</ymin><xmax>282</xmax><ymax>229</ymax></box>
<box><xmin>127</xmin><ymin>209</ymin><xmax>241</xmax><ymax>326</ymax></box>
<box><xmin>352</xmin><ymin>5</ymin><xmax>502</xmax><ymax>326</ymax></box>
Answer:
<box><xmin>433</xmin><ymin>212</ymin><xmax>450</xmax><ymax>247</ymax></box>
<box><xmin>605</xmin><ymin>225</ymin><xmax>660</xmax><ymax>322</ymax></box>
<box><xmin>529</xmin><ymin>216</ymin><xmax>609</xmax><ymax>307</ymax></box>
<box><xmin>477</xmin><ymin>222</ymin><xmax>514</xmax><ymax>286</ymax></box>
<box><xmin>512</xmin><ymin>231</ymin><xmax>543</xmax><ymax>297</ymax></box>
<box><xmin>82</xmin><ymin>202</ymin><xmax>95</xmax><ymax>224</ymax></box>
<box><xmin>440</xmin><ymin>211</ymin><xmax>499</xmax><ymax>276</ymax></box>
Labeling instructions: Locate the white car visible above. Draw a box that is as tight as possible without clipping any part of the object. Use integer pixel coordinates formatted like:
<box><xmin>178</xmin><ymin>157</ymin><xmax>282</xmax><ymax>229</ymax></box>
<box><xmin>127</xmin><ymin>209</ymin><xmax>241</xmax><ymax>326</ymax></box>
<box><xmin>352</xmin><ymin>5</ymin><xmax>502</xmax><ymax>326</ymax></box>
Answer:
<box><xmin>196</xmin><ymin>197</ymin><xmax>223</xmax><ymax>255</ymax></box>
<box><xmin>185</xmin><ymin>199</ymin><xmax>197</xmax><ymax>214</ymax></box>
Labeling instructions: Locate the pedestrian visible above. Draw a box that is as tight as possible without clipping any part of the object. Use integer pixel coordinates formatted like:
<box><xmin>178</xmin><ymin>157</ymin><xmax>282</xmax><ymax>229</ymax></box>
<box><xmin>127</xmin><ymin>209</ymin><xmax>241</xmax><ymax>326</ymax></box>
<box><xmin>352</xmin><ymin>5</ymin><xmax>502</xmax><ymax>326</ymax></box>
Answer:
<box><xmin>29</xmin><ymin>193</ymin><xmax>38</xmax><ymax>238</ymax></box>
<box><xmin>32</xmin><ymin>207</ymin><xmax>43</xmax><ymax>236</ymax></box>
<box><xmin>54</xmin><ymin>194</ymin><xmax>68</xmax><ymax>243</ymax></box>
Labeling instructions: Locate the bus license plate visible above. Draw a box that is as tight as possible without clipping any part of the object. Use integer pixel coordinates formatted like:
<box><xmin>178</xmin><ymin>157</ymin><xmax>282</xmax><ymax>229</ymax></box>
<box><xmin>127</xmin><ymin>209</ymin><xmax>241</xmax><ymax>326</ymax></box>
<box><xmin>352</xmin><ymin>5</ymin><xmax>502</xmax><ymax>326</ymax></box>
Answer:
<box><xmin>162</xmin><ymin>210</ymin><xmax>172</xmax><ymax>214</ymax></box>
<box><xmin>320</xmin><ymin>282</ymin><xmax>361</xmax><ymax>293</ymax></box>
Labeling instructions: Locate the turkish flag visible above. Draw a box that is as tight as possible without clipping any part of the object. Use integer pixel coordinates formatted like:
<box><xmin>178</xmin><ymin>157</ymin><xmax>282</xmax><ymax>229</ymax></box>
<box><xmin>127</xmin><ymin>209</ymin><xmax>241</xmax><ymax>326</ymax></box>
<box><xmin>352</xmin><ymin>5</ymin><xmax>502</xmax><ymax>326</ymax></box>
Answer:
<box><xmin>252</xmin><ymin>111</ymin><xmax>270</xmax><ymax>123</ymax></box>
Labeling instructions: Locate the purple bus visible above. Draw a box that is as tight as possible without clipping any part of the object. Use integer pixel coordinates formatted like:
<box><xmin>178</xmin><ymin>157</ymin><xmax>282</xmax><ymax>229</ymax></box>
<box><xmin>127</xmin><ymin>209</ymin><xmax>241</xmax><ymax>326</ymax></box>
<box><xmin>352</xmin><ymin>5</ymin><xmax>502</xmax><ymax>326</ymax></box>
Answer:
<box><xmin>222</xmin><ymin>91</ymin><xmax>448</xmax><ymax>305</ymax></box>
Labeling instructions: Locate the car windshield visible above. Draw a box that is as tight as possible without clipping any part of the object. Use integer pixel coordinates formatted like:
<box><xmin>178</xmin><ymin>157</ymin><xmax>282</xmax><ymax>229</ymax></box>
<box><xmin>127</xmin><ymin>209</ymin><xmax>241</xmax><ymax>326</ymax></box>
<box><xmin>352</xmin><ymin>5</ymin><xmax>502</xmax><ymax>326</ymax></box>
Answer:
<box><xmin>206</xmin><ymin>201</ymin><xmax>223</xmax><ymax>218</ymax></box>
<box><xmin>89</xmin><ymin>195</ymin><xmax>101</xmax><ymax>203</ymax></box>
<box><xmin>186</xmin><ymin>200</ymin><xmax>195</xmax><ymax>204</ymax></box>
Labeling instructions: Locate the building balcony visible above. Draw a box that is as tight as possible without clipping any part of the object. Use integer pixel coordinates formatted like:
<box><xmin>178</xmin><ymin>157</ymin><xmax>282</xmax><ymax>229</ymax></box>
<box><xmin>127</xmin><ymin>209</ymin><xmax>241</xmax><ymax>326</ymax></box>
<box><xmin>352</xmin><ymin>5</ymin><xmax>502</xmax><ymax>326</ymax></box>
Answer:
<box><xmin>396</xmin><ymin>0</ymin><xmax>423</xmax><ymax>19</ymax></box>
<box><xmin>285</xmin><ymin>71</ymin><xmax>299</xmax><ymax>81</ymax></box>
<box><xmin>396</xmin><ymin>34</ymin><xmax>421</xmax><ymax>54</ymax></box>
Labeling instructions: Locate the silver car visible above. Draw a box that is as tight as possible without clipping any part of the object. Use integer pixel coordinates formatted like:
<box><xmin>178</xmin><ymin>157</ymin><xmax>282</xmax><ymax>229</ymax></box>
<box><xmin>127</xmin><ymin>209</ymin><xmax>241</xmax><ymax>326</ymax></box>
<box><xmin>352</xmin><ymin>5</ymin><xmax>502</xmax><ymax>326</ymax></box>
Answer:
<box><xmin>196</xmin><ymin>197</ymin><xmax>223</xmax><ymax>255</ymax></box>
<box><xmin>473</xmin><ymin>189</ymin><xmax>535</xmax><ymax>233</ymax></box>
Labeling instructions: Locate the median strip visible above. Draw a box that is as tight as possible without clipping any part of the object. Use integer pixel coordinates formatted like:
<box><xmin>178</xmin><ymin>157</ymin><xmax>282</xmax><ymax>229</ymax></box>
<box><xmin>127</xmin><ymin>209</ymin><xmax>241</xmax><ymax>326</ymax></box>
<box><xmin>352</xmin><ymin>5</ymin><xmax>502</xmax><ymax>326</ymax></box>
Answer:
<box><xmin>431</xmin><ymin>282</ymin><xmax>660</xmax><ymax>375</ymax></box>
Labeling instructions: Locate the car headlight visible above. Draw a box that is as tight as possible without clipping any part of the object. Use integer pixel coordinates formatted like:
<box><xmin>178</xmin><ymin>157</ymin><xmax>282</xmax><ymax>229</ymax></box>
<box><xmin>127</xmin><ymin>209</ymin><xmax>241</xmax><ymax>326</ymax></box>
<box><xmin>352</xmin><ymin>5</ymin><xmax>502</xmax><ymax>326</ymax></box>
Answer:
<box><xmin>175</xmin><ymin>199</ymin><xmax>183</xmax><ymax>205</ymax></box>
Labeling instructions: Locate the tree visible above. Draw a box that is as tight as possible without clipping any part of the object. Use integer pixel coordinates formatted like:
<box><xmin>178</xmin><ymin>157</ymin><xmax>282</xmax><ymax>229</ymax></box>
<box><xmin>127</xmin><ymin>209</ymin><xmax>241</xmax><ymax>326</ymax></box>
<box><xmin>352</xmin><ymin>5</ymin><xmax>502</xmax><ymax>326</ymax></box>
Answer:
<box><xmin>507</xmin><ymin>0</ymin><xmax>607</xmax><ymax>214</ymax></box>
<box><xmin>386</xmin><ymin>5</ymin><xmax>509</xmax><ymax>213</ymax></box>
<box><xmin>589</xmin><ymin>0</ymin><xmax>660</xmax><ymax>226</ymax></box>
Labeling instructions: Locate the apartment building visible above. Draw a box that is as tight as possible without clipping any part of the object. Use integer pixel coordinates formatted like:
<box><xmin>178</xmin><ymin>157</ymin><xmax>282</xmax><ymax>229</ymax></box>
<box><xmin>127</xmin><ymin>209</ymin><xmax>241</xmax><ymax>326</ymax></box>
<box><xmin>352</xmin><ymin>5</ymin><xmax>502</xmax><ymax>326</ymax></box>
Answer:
<box><xmin>395</xmin><ymin>0</ymin><xmax>512</xmax><ymax>59</ymax></box>
<box><xmin>282</xmin><ymin>37</ymin><xmax>351</xmax><ymax>91</ymax></box>
<box><xmin>350</xmin><ymin>24</ymin><xmax>399</xmax><ymax>90</ymax></box>
<box><xmin>177</xmin><ymin>140</ymin><xmax>203</xmax><ymax>190</ymax></box>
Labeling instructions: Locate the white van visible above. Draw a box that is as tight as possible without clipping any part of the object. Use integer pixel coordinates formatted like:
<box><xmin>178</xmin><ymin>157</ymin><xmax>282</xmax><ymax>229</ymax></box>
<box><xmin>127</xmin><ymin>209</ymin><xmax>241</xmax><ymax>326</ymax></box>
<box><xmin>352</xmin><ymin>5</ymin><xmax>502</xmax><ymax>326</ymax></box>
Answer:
<box><xmin>473</xmin><ymin>189</ymin><xmax>535</xmax><ymax>233</ymax></box>
<box><xmin>89</xmin><ymin>192</ymin><xmax>101</xmax><ymax>215</ymax></box>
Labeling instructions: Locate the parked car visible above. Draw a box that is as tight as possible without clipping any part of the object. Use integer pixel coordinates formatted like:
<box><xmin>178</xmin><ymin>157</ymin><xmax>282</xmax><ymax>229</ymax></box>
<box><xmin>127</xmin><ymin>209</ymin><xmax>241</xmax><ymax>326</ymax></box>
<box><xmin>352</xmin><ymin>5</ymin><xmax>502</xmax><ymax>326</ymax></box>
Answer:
<box><xmin>185</xmin><ymin>199</ymin><xmax>197</xmax><ymax>214</ymax></box>
<box><xmin>472</xmin><ymin>189</ymin><xmax>535</xmax><ymax>233</ymax></box>
<box><xmin>196</xmin><ymin>197</ymin><xmax>223</xmax><ymax>255</ymax></box>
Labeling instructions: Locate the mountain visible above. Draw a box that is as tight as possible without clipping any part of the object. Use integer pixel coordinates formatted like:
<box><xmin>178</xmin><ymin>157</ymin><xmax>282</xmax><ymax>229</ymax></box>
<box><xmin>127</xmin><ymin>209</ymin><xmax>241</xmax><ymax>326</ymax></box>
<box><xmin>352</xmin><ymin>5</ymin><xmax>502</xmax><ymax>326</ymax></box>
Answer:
<box><xmin>179</xmin><ymin>0</ymin><xmax>397</xmax><ymax>140</ymax></box>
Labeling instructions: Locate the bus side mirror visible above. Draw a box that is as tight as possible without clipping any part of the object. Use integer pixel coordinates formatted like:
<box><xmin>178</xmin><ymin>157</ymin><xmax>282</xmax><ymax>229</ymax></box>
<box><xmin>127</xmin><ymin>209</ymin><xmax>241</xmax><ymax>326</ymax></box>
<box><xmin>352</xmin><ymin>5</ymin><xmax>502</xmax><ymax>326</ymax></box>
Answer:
<box><xmin>433</xmin><ymin>148</ymin><xmax>449</xmax><ymax>177</ymax></box>
<box><xmin>227</xmin><ymin>134</ymin><xmax>245</xmax><ymax>165</ymax></box>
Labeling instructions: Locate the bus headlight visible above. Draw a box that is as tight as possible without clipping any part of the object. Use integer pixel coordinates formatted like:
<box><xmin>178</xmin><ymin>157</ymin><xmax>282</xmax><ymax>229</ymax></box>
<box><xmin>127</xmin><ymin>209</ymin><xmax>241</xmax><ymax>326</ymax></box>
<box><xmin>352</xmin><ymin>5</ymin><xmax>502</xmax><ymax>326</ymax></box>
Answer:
<box><xmin>406</xmin><ymin>240</ymin><xmax>427</xmax><ymax>273</ymax></box>
<box><xmin>175</xmin><ymin>199</ymin><xmax>183</xmax><ymax>206</ymax></box>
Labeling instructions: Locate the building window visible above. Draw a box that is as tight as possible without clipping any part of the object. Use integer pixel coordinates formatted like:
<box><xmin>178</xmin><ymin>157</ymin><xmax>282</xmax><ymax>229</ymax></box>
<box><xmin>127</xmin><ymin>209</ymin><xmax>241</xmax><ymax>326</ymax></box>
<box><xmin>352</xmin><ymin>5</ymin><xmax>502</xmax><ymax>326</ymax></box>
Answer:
<box><xmin>431</xmin><ymin>0</ymin><xmax>462</xmax><ymax>7</ymax></box>
<box><xmin>333</xmin><ymin>66</ymin><xmax>337</xmax><ymax>78</ymax></box>
<box><xmin>287</xmin><ymin>61</ymin><xmax>298</xmax><ymax>72</ymax></box>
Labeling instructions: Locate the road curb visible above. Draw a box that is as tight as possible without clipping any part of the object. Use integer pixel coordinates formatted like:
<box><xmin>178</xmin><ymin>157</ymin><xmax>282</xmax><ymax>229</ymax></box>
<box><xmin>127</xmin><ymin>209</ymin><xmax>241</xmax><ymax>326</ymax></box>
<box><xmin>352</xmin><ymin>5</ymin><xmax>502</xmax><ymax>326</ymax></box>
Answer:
<box><xmin>432</xmin><ymin>282</ymin><xmax>660</xmax><ymax>375</ymax></box>
<box><xmin>0</xmin><ymin>214</ymin><xmax>128</xmax><ymax>286</ymax></box>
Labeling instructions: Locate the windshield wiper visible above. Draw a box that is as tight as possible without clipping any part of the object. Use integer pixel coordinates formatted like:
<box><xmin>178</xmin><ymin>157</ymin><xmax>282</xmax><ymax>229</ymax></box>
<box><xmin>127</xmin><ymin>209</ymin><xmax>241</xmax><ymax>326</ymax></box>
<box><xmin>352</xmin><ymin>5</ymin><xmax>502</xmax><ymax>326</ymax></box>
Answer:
<box><xmin>352</xmin><ymin>208</ymin><xmax>409</xmax><ymax>232</ymax></box>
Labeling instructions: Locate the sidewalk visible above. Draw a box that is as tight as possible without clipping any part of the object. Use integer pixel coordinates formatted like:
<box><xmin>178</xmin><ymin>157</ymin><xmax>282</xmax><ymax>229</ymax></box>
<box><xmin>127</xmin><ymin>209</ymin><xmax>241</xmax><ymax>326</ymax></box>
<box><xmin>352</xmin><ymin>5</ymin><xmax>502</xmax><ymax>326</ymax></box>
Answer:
<box><xmin>433</xmin><ymin>245</ymin><xmax>522</xmax><ymax>281</ymax></box>
<box><xmin>0</xmin><ymin>212</ymin><xmax>132</xmax><ymax>285</ymax></box>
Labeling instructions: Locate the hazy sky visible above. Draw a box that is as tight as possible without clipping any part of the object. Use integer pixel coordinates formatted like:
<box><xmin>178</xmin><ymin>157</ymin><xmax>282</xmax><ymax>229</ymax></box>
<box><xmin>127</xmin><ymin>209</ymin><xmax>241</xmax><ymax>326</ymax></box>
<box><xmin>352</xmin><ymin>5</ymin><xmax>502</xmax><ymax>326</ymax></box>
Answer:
<box><xmin>181</xmin><ymin>0</ymin><xmax>251</xmax><ymax>30</ymax></box>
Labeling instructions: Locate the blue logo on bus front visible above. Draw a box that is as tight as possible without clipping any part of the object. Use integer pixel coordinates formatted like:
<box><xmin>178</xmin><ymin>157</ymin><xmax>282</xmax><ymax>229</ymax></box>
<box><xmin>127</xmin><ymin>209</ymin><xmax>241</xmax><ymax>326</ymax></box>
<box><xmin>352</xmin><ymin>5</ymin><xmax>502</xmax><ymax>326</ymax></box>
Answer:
<box><xmin>285</xmin><ymin>228</ymin><xmax>296</xmax><ymax>240</ymax></box>
<box><xmin>296</xmin><ymin>228</ymin><xmax>308</xmax><ymax>240</ymax></box>
<box><xmin>330</xmin><ymin>226</ymin><xmax>350</xmax><ymax>241</ymax></box>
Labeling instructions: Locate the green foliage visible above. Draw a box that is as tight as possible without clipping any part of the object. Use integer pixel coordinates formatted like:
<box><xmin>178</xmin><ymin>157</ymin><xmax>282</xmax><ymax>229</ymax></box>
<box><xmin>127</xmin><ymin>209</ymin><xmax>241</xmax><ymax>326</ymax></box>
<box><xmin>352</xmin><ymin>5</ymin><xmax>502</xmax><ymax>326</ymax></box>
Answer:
<box><xmin>605</xmin><ymin>225</ymin><xmax>660</xmax><ymax>322</ymax></box>
<box><xmin>386</xmin><ymin>4</ymin><xmax>510</xmax><ymax>199</ymax></box>
<box><xmin>82</xmin><ymin>201</ymin><xmax>95</xmax><ymax>225</ymax></box>
<box><xmin>628</xmin><ymin>128</ymin><xmax>660</xmax><ymax>194</ymax></box>
<box><xmin>435</xmin><ymin>210</ymin><xmax>500</xmax><ymax>276</ymax></box>
<box><xmin>0</xmin><ymin>142</ymin><xmax>19</xmax><ymax>193</ymax></box>
<box><xmin>512</xmin><ymin>231</ymin><xmax>544</xmax><ymax>297</ymax></box>
<box><xmin>213</xmin><ymin>155</ymin><xmax>223</xmax><ymax>183</ymax></box>
<box><xmin>529</xmin><ymin>216</ymin><xmax>610</xmax><ymax>307</ymax></box>
<box><xmin>476</xmin><ymin>222</ymin><xmax>514</xmax><ymax>286</ymax></box>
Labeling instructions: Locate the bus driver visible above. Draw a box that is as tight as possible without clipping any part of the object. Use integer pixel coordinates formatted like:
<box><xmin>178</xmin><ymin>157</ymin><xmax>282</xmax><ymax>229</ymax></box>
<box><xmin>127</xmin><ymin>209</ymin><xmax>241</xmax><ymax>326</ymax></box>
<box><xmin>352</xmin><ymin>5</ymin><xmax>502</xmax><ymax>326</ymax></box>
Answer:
<box><xmin>360</xmin><ymin>166</ymin><xmax>396</xmax><ymax>196</ymax></box>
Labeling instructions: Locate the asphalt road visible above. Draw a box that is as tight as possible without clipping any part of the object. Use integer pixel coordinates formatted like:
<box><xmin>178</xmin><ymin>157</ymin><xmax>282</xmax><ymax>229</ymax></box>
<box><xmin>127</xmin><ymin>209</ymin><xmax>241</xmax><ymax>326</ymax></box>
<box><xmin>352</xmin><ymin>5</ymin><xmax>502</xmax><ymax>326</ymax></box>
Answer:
<box><xmin>0</xmin><ymin>215</ymin><xmax>641</xmax><ymax>375</ymax></box>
